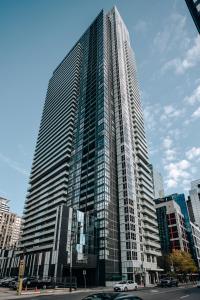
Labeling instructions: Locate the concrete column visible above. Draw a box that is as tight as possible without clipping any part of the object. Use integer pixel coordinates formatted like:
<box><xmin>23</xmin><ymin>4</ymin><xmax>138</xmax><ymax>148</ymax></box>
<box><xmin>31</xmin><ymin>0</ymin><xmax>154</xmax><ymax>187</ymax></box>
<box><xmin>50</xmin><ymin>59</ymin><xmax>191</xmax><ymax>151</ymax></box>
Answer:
<box><xmin>144</xmin><ymin>272</ymin><xmax>149</xmax><ymax>286</ymax></box>
<box><xmin>156</xmin><ymin>271</ymin><xmax>159</xmax><ymax>283</ymax></box>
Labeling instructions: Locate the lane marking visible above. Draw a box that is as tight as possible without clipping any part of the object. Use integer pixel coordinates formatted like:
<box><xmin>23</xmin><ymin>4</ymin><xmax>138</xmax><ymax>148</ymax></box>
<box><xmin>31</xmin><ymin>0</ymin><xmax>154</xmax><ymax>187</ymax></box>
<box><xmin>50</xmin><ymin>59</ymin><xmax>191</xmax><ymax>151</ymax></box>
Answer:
<box><xmin>180</xmin><ymin>295</ymin><xmax>189</xmax><ymax>299</ymax></box>
<box><xmin>141</xmin><ymin>286</ymin><xmax>194</xmax><ymax>296</ymax></box>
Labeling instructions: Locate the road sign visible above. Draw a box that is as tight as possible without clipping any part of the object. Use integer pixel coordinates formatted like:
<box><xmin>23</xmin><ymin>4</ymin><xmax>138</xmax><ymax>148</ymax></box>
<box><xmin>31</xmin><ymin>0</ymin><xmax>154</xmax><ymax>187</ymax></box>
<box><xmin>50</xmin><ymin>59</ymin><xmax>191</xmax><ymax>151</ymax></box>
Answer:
<box><xmin>83</xmin><ymin>269</ymin><xmax>86</xmax><ymax>275</ymax></box>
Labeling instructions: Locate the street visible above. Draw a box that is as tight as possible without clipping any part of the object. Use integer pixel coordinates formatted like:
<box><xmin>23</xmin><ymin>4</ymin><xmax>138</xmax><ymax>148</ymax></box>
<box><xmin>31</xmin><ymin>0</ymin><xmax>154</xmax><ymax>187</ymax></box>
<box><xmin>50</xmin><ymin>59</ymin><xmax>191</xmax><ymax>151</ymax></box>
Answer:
<box><xmin>1</xmin><ymin>286</ymin><xmax>199</xmax><ymax>300</ymax></box>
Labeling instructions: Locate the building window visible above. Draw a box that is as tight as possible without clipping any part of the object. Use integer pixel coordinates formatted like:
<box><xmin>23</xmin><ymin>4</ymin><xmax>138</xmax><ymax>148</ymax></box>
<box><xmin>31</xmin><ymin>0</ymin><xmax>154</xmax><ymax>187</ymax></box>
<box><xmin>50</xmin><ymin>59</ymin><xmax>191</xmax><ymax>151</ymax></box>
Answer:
<box><xmin>127</xmin><ymin>251</ymin><xmax>131</xmax><ymax>260</ymax></box>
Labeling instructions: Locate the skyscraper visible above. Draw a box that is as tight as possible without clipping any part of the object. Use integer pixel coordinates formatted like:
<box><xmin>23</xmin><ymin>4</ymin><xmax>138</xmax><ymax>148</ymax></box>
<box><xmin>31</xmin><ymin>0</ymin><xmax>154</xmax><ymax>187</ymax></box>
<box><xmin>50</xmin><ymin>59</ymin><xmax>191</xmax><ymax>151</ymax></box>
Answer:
<box><xmin>0</xmin><ymin>197</ymin><xmax>10</xmax><ymax>213</ymax></box>
<box><xmin>185</xmin><ymin>0</ymin><xmax>200</xmax><ymax>34</ymax></box>
<box><xmin>149</xmin><ymin>165</ymin><xmax>164</xmax><ymax>199</ymax></box>
<box><xmin>189</xmin><ymin>179</ymin><xmax>200</xmax><ymax>228</ymax></box>
<box><xmin>0</xmin><ymin>211</ymin><xmax>22</xmax><ymax>249</ymax></box>
<box><xmin>20</xmin><ymin>7</ymin><xmax>160</xmax><ymax>286</ymax></box>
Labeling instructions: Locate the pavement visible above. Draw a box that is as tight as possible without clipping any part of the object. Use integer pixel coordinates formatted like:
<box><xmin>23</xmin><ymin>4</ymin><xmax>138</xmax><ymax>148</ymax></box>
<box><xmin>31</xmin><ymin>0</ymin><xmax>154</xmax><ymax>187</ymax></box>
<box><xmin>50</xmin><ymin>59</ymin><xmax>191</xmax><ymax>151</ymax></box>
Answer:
<box><xmin>0</xmin><ymin>284</ymin><xmax>199</xmax><ymax>300</ymax></box>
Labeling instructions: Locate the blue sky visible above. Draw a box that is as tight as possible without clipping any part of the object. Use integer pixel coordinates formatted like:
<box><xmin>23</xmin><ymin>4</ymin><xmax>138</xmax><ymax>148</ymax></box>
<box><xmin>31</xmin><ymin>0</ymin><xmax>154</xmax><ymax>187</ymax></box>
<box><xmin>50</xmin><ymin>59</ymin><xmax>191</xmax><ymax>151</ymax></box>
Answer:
<box><xmin>0</xmin><ymin>0</ymin><xmax>199</xmax><ymax>215</ymax></box>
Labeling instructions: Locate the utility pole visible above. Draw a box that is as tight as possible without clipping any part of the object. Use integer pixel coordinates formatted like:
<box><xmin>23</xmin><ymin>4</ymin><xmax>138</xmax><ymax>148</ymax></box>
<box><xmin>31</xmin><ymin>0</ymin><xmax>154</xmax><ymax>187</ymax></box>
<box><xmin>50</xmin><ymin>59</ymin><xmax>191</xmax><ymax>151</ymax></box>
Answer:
<box><xmin>83</xmin><ymin>270</ymin><xmax>86</xmax><ymax>288</ymax></box>
<box><xmin>69</xmin><ymin>238</ymin><xmax>73</xmax><ymax>292</ymax></box>
<box><xmin>17</xmin><ymin>248</ymin><xmax>26</xmax><ymax>295</ymax></box>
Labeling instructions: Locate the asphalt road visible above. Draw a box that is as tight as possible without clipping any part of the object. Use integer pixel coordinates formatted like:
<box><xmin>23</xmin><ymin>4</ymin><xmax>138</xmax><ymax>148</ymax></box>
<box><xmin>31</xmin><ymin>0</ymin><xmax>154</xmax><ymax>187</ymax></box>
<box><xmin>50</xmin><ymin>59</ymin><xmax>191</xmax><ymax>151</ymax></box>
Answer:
<box><xmin>7</xmin><ymin>286</ymin><xmax>200</xmax><ymax>300</ymax></box>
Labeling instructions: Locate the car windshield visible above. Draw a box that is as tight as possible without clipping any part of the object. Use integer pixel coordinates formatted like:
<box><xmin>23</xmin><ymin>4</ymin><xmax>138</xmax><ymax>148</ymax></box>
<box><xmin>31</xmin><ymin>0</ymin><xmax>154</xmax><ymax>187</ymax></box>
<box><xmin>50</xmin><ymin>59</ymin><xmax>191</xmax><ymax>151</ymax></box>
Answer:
<box><xmin>118</xmin><ymin>281</ymin><xmax>127</xmax><ymax>284</ymax></box>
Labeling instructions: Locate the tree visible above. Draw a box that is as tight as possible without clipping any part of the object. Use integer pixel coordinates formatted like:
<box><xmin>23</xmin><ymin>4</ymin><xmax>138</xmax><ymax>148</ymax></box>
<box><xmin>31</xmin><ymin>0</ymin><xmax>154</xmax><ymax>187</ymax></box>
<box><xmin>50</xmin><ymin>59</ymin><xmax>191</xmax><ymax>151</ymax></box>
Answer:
<box><xmin>169</xmin><ymin>250</ymin><xmax>197</xmax><ymax>274</ymax></box>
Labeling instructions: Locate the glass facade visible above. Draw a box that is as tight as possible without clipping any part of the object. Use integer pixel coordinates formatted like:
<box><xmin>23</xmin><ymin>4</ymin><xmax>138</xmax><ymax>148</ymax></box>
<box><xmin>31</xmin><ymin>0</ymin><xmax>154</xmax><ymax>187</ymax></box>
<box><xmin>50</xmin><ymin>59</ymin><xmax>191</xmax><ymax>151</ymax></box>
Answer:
<box><xmin>20</xmin><ymin>7</ymin><xmax>160</xmax><ymax>286</ymax></box>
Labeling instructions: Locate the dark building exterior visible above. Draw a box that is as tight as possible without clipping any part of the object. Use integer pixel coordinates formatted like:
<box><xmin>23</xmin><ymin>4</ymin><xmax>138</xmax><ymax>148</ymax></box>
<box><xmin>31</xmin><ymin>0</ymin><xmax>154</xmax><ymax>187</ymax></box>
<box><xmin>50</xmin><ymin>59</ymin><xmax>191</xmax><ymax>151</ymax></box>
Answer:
<box><xmin>20</xmin><ymin>7</ymin><xmax>160</xmax><ymax>286</ymax></box>
<box><xmin>185</xmin><ymin>0</ymin><xmax>200</xmax><ymax>33</ymax></box>
<box><xmin>155</xmin><ymin>194</ymin><xmax>200</xmax><ymax>270</ymax></box>
<box><xmin>155</xmin><ymin>198</ymin><xmax>189</xmax><ymax>254</ymax></box>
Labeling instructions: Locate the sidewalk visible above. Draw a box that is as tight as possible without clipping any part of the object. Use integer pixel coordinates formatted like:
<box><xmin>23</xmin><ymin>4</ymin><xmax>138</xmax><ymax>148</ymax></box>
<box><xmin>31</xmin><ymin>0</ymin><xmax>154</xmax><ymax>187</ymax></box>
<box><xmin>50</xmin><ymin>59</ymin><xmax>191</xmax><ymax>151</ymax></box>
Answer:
<box><xmin>0</xmin><ymin>285</ymin><xmax>156</xmax><ymax>299</ymax></box>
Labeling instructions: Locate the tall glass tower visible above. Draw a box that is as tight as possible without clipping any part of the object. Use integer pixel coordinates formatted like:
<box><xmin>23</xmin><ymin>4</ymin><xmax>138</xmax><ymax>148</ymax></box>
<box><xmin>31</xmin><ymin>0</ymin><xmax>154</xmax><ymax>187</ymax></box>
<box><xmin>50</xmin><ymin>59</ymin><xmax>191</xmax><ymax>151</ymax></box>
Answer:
<box><xmin>20</xmin><ymin>7</ymin><xmax>160</xmax><ymax>286</ymax></box>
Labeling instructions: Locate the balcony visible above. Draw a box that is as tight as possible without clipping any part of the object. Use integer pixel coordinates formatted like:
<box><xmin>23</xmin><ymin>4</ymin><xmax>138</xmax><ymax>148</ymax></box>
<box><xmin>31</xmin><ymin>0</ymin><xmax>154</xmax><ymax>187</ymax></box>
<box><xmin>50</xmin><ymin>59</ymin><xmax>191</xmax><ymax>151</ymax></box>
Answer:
<box><xmin>145</xmin><ymin>249</ymin><xmax>161</xmax><ymax>256</ymax></box>
<box><xmin>145</xmin><ymin>239</ymin><xmax>160</xmax><ymax>249</ymax></box>
<box><xmin>140</xmin><ymin>186</ymin><xmax>154</xmax><ymax>199</ymax></box>
<box><xmin>143</xmin><ymin>223</ymin><xmax>159</xmax><ymax>234</ymax></box>
<box><xmin>21</xmin><ymin>235</ymin><xmax>54</xmax><ymax>247</ymax></box>
<box><xmin>137</xmin><ymin>158</ymin><xmax>150</xmax><ymax>174</ymax></box>
<box><xmin>141</xmin><ymin>200</ymin><xmax>156</xmax><ymax>213</ymax></box>
<box><xmin>22</xmin><ymin>228</ymin><xmax>55</xmax><ymax>242</ymax></box>
<box><xmin>142</xmin><ymin>208</ymin><xmax>157</xmax><ymax>219</ymax></box>
<box><xmin>144</xmin><ymin>231</ymin><xmax>160</xmax><ymax>241</ymax></box>
<box><xmin>143</xmin><ymin>216</ymin><xmax>158</xmax><ymax>227</ymax></box>
<box><xmin>22</xmin><ymin>220</ymin><xmax>56</xmax><ymax>236</ymax></box>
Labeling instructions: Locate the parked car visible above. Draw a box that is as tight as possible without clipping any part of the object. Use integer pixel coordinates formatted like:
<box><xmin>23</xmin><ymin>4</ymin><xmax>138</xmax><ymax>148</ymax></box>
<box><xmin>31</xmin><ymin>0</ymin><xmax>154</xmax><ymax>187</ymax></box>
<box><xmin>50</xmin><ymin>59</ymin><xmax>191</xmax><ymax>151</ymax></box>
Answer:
<box><xmin>8</xmin><ymin>277</ymin><xmax>18</xmax><ymax>288</ymax></box>
<box><xmin>197</xmin><ymin>281</ymin><xmax>200</xmax><ymax>288</ymax></box>
<box><xmin>2</xmin><ymin>277</ymin><xmax>16</xmax><ymax>287</ymax></box>
<box><xmin>114</xmin><ymin>281</ymin><xmax>138</xmax><ymax>291</ymax></box>
<box><xmin>12</xmin><ymin>277</ymin><xmax>54</xmax><ymax>290</ymax></box>
<box><xmin>82</xmin><ymin>293</ymin><xmax>143</xmax><ymax>300</ymax></box>
<box><xmin>0</xmin><ymin>278</ymin><xmax>8</xmax><ymax>286</ymax></box>
<box><xmin>159</xmin><ymin>277</ymin><xmax>178</xmax><ymax>287</ymax></box>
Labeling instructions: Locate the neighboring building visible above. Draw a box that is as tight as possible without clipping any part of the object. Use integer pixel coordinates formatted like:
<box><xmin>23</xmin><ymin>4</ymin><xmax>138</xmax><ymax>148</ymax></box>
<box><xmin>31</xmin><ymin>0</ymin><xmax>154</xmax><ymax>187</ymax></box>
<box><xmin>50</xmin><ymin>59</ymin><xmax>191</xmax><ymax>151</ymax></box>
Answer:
<box><xmin>0</xmin><ymin>197</ymin><xmax>10</xmax><ymax>213</ymax></box>
<box><xmin>155</xmin><ymin>198</ymin><xmax>190</xmax><ymax>254</ymax></box>
<box><xmin>0</xmin><ymin>211</ymin><xmax>22</xmax><ymax>248</ymax></box>
<box><xmin>187</xmin><ymin>196</ymin><xmax>195</xmax><ymax>223</ymax></box>
<box><xmin>189</xmin><ymin>179</ymin><xmax>200</xmax><ymax>228</ymax></box>
<box><xmin>172</xmin><ymin>193</ymin><xmax>190</xmax><ymax>229</ymax></box>
<box><xmin>0</xmin><ymin>248</ymin><xmax>19</xmax><ymax>278</ymax></box>
<box><xmin>20</xmin><ymin>7</ymin><xmax>160</xmax><ymax>286</ymax></box>
<box><xmin>190</xmin><ymin>222</ymin><xmax>200</xmax><ymax>269</ymax></box>
<box><xmin>185</xmin><ymin>0</ymin><xmax>200</xmax><ymax>33</ymax></box>
<box><xmin>155</xmin><ymin>193</ymin><xmax>200</xmax><ymax>270</ymax></box>
<box><xmin>149</xmin><ymin>165</ymin><xmax>164</xmax><ymax>199</ymax></box>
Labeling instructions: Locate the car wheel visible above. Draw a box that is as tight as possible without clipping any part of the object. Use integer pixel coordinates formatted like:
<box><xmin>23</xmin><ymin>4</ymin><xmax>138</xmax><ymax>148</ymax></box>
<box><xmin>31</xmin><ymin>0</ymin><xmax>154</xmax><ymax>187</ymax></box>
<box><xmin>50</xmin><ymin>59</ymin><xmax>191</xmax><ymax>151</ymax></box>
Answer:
<box><xmin>124</xmin><ymin>287</ymin><xmax>128</xmax><ymax>292</ymax></box>
<box><xmin>135</xmin><ymin>286</ymin><xmax>138</xmax><ymax>290</ymax></box>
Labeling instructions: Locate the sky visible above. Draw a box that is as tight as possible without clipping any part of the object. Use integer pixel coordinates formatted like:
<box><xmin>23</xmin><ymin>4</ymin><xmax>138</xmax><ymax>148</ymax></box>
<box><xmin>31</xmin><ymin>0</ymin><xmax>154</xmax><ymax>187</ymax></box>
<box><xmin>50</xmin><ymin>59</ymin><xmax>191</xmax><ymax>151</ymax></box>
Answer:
<box><xmin>0</xmin><ymin>0</ymin><xmax>200</xmax><ymax>216</ymax></box>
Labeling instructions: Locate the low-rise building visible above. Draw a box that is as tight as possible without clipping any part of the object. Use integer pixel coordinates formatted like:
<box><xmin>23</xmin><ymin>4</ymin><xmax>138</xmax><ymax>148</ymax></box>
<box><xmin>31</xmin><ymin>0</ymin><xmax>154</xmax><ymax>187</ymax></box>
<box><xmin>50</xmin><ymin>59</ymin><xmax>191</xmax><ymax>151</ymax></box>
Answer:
<box><xmin>155</xmin><ymin>199</ymin><xmax>190</xmax><ymax>254</ymax></box>
<box><xmin>0</xmin><ymin>211</ymin><xmax>22</xmax><ymax>249</ymax></box>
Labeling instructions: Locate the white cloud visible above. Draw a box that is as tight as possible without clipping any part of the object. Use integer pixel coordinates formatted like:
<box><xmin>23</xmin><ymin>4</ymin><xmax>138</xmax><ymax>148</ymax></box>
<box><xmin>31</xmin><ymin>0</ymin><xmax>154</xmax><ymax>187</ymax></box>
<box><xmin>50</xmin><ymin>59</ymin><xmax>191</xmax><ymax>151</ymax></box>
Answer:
<box><xmin>164</xmin><ymin>146</ymin><xmax>200</xmax><ymax>191</ymax></box>
<box><xmin>166</xmin><ymin>178</ymin><xmax>177</xmax><ymax>188</ymax></box>
<box><xmin>153</xmin><ymin>13</ymin><xmax>189</xmax><ymax>54</ymax></box>
<box><xmin>165</xmin><ymin>159</ymin><xmax>191</xmax><ymax>188</ymax></box>
<box><xmin>143</xmin><ymin>102</ymin><xmax>161</xmax><ymax>131</ymax></box>
<box><xmin>186</xmin><ymin>147</ymin><xmax>200</xmax><ymax>160</ymax></box>
<box><xmin>162</xmin><ymin>35</ymin><xmax>200</xmax><ymax>74</ymax></box>
<box><xmin>161</xmin><ymin>104</ymin><xmax>185</xmax><ymax>120</ymax></box>
<box><xmin>0</xmin><ymin>152</ymin><xmax>28</xmax><ymax>176</ymax></box>
<box><xmin>162</xmin><ymin>136</ymin><xmax>177</xmax><ymax>163</ymax></box>
<box><xmin>168</xmin><ymin>128</ymin><xmax>181</xmax><ymax>138</ymax></box>
<box><xmin>185</xmin><ymin>106</ymin><xmax>200</xmax><ymax>124</ymax></box>
<box><xmin>165</xmin><ymin>149</ymin><xmax>177</xmax><ymax>161</ymax></box>
<box><xmin>162</xmin><ymin>136</ymin><xmax>173</xmax><ymax>149</ymax></box>
<box><xmin>185</xmin><ymin>84</ymin><xmax>200</xmax><ymax>105</ymax></box>
<box><xmin>192</xmin><ymin>106</ymin><xmax>200</xmax><ymax>118</ymax></box>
